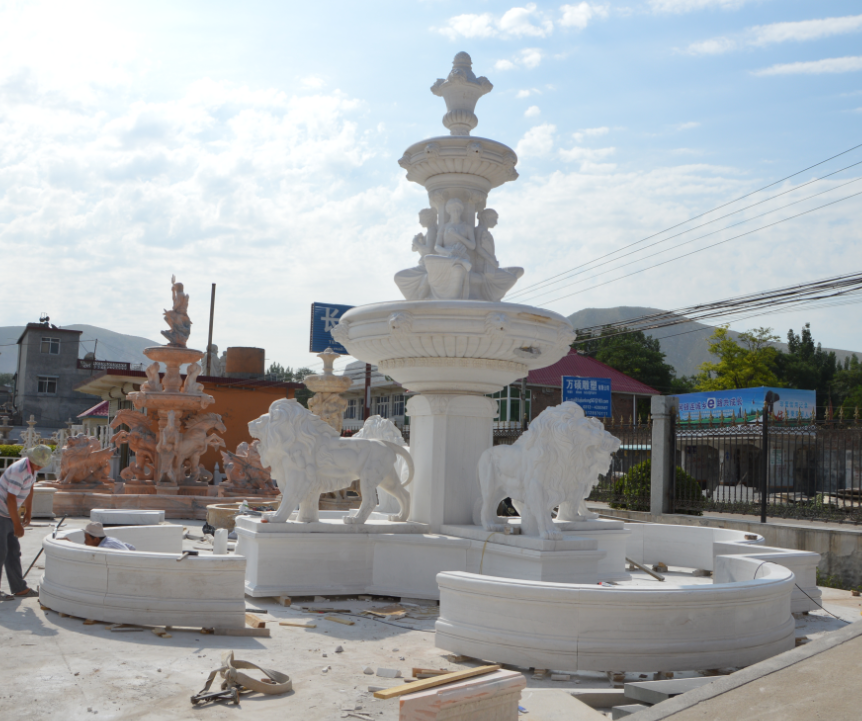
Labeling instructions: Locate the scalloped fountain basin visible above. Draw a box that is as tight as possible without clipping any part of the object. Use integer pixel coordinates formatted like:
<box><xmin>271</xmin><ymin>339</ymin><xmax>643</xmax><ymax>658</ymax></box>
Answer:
<box><xmin>337</xmin><ymin>299</ymin><xmax>575</xmax><ymax>394</ymax></box>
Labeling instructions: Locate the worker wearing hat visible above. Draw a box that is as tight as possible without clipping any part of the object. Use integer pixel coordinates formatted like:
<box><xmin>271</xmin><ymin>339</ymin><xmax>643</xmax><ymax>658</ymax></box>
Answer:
<box><xmin>82</xmin><ymin>522</ymin><xmax>136</xmax><ymax>551</ymax></box>
<box><xmin>0</xmin><ymin>445</ymin><xmax>52</xmax><ymax>600</ymax></box>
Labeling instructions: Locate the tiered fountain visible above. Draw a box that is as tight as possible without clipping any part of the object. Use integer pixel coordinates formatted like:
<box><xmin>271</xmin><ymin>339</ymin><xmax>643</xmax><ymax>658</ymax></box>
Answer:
<box><xmin>123</xmin><ymin>276</ymin><xmax>226</xmax><ymax>494</ymax></box>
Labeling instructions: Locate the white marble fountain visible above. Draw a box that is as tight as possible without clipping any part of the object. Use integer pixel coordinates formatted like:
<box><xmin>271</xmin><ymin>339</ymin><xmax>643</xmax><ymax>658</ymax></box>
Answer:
<box><xmin>234</xmin><ymin>53</ymin><xmax>818</xmax><ymax>672</ymax></box>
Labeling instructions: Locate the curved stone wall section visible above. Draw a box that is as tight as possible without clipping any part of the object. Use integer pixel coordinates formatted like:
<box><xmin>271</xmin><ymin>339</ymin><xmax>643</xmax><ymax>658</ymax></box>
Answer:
<box><xmin>624</xmin><ymin>523</ymin><xmax>821</xmax><ymax>613</ymax></box>
<box><xmin>435</xmin><ymin>556</ymin><xmax>796</xmax><ymax>673</ymax></box>
<box><xmin>39</xmin><ymin>526</ymin><xmax>246</xmax><ymax>628</ymax></box>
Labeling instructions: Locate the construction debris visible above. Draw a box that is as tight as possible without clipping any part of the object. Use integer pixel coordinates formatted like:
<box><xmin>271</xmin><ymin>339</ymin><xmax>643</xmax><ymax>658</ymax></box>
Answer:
<box><xmin>245</xmin><ymin>613</ymin><xmax>267</xmax><ymax>629</ymax></box>
<box><xmin>376</xmin><ymin>668</ymin><xmax>402</xmax><ymax>678</ymax></box>
<box><xmin>373</xmin><ymin>664</ymin><xmax>501</xmax><ymax>700</ymax></box>
<box><xmin>211</xmin><ymin>627</ymin><xmax>271</xmax><ymax>638</ymax></box>
<box><xmin>191</xmin><ymin>651</ymin><xmax>291</xmax><ymax>706</ymax></box>
<box><xmin>276</xmin><ymin>595</ymin><xmax>292</xmax><ymax>606</ymax></box>
<box><xmin>325</xmin><ymin>615</ymin><xmax>355</xmax><ymax>626</ymax></box>
<box><xmin>279</xmin><ymin>619</ymin><xmax>316</xmax><ymax>628</ymax></box>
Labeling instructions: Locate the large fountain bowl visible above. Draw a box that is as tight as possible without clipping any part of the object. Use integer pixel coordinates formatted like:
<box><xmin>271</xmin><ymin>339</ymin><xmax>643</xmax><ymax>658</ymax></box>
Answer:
<box><xmin>333</xmin><ymin>300</ymin><xmax>576</xmax><ymax>394</ymax></box>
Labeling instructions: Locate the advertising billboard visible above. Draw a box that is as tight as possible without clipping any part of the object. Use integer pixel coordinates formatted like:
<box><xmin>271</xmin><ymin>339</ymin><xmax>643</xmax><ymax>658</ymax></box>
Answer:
<box><xmin>309</xmin><ymin>302</ymin><xmax>354</xmax><ymax>355</ymax></box>
<box><xmin>675</xmin><ymin>386</ymin><xmax>815</xmax><ymax>424</ymax></box>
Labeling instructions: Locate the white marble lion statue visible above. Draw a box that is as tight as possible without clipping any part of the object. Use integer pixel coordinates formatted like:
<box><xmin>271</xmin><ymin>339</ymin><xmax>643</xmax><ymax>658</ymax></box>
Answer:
<box><xmin>476</xmin><ymin>401</ymin><xmax>620</xmax><ymax>540</ymax></box>
<box><xmin>352</xmin><ymin>415</ymin><xmax>412</xmax><ymax>516</ymax></box>
<box><xmin>249</xmin><ymin>399</ymin><xmax>413</xmax><ymax>524</ymax></box>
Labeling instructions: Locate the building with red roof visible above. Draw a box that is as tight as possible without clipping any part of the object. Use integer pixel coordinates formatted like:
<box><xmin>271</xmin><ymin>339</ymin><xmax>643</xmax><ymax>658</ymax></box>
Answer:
<box><xmin>493</xmin><ymin>348</ymin><xmax>660</xmax><ymax>426</ymax></box>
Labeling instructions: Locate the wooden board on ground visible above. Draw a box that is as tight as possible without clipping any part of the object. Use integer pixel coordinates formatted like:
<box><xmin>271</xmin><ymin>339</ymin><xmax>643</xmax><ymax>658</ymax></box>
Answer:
<box><xmin>279</xmin><ymin>619</ymin><xmax>317</xmax><ymax>628</ymax></box>
<box><xmin>325</xmin><ymin>615</ymin><xmax>355</xmax><ymax>625</ymax></box>
<box><xmin>373</xmin><ymin>665</ymin><xmax>501</xmax><ymax>700</ymax></box>
<box><xmin>212</xmin><ymin>627</ymin><xmax>271</xmax><ymax>637</ymax></box>
<box><xmin>245</xmin><ymin>613</ymin><xmax>266</xmax><ymax>629</ymax></box>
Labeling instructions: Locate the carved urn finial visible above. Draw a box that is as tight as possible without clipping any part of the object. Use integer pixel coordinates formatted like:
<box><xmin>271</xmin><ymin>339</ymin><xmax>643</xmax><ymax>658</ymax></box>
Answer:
<box><xmin>430</xmin><ymin>52</ymin><xmax>493</xmax><ymax>136</ymax></box>
<box><xmin>316</xmin><ymin>348</ymin><xmax>340</xmax><ymax>377</ymax></box>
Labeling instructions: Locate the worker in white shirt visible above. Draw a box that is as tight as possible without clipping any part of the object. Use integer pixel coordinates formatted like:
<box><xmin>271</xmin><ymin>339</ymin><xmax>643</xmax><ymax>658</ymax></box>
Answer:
<box><xmin>81</xmin><ymin>522</ymin><xmax>136</xmax><ymax>551</ymax></box>
<box><xmin>0</xmin><ymin>445</ymin><xmax>52</xmax><ymax>600</ymax></box>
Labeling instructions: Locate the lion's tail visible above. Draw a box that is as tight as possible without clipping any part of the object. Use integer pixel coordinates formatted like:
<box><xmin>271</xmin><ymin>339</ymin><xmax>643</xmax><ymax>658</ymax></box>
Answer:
<box><xmin>379</xmin><ymin>440</ymin><xmax>414</xmax><ymax>488</ymax></box>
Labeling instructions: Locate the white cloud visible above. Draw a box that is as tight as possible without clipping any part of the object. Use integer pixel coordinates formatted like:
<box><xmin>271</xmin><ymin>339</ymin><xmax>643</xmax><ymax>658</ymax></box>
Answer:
<box><xmin>650</xmin><ymin>0</ymin><xmax>755</xmax><ymax>13</ymax></box>
<box><xmin>300</xmin><ymin>75</ymin><xmax>326</xmax><ymax>89</ymax></box>
<box><xmin>674</xmin><ymin>121</ymin><xmax>701</xmax><ymax>131</ymax></box>
<box><xmin>496</xmin><ymin>48</ymin><xmax>546</xmax><ymax>71</ymax></box>
<box><xmin>687</xmin><ymin>14</ymin><xmax>862</xmax><ymax>55</ymax></box>
<box><xmin>572</xmin><ymin>126</ymin><xmax>609</xmax><ymax>142</ymax></box>
<box><xmin>516</xmin><ymin>123</ymin><xmax>556</xmax><ymax>157</ymax></box>
<box><xmin>559</xmin><ymin>145</ymin><xmax>616</xmax><ymax>162</ymax></box>
<box><xmin>525</xmin><ymin>105</ymin><xmax>541</xmax><ymax>117</ymax></box>
<box><xmin>559</xmin><ymin>3</ymin><xmax>609</xmax><ymax>30</ymax></box>
<box><xmin>753</xmin><ymin>56</ymin><xmax>862</xmax><ymax>76</ymax></box>
<box><xmin>435</xmin><ymin>4</ymin><xmax>552</xmax><ymax>40</ymax></box>
<box><xmin>516</xmin><ymin>88</ymin><xmax>541</xmax><ymax>98</ymax></box>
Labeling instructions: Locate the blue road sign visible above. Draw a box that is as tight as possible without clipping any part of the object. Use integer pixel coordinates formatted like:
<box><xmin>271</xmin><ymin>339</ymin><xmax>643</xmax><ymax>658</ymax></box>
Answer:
<box><xmin>309</xmin><ymin>302</ymin><xmax>354</xmax><ymax>354</ymax></box>
<box><xmin>562</xmin><ymin>376</ymin><xmax>612</xmax><ymax>417</ymax></box>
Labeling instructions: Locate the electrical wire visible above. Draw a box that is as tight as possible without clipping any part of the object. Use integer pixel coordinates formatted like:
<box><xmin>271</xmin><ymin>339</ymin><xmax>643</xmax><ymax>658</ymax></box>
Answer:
<box><xmin>542</xmin><ymin>188</ymin><xmax>862</xmax><ymax>306</ymax></box>
<box><xmin>507</xmin><ymin>141</ymin><xmax>862</xmax><ymax>300</ymax></box>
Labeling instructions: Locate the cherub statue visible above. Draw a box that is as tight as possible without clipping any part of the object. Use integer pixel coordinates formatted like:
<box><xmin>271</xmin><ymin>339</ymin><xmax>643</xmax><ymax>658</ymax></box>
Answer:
<box><xmin>474</xmin><ymin>208</ymin><xmax>524</xmax><ymax>302</ymax></box>
<box><xmin>161</xmin><ymin>275</ymin><xmax>192</xmax><ymax>347</ymax></box>
<box><xmin>393</xmin><ymin>208</ymin><xmax>438</xmax><ymax>301</ymax></box>
<box><xmin>422</xmin><ymin>198</ymin><xmax>475</xmax><ymax>299</ymax></box>
<box><xmin>182</xmin><ymin>362</ymin><xmax>204</xmax><ymax>394</ymax></box>
<box><xmin>141</xmin><ymin>362</ymin><xmax>163</xmax><ymax>392</ymax></box>
<box><xmin>205</xmin><ymin>344</ymin><xmax>226</xmax><ymax>377</ymax></box>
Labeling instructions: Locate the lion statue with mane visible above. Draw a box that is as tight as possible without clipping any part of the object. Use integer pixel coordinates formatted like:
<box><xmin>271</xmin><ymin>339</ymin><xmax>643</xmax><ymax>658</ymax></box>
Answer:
<box><xmin>249</xmin><ymin>399</ymin><xmax>413</xmax><ymax>524</ymax></box>
<box><xmin>476</xmin><ymin>401</ymin><xmax>620</xmax><ymax>540</ymax></box>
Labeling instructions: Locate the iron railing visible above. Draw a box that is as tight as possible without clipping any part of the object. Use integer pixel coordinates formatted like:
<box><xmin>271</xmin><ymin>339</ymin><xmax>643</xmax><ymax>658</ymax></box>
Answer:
<box><xmin>588</xmin><ymin>419</ymin><xmax>653</xmax><ymax>510</ymax></box>
<box><xmin>672</xmin><ymin>412</ymin><xmax>862</xmax><ymax>523</ymax></box>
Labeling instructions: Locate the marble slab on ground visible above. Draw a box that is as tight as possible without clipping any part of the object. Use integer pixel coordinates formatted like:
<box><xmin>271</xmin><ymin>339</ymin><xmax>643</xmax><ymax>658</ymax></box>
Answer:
<box><xmin>519</xmin><ymin>689</ymin><xmax>607</xmax><ymax>720</ymax></box>
<box><xmin>236</xmin><ymin>516</ymin><xmax>431</xmax><ymax>534</ymax></box>
<box><xmin>399</xmin><ymin>669</ymin><xmax>526</xmax><ymax>721</ymax></box>
<box><xmin>90</xmin><ymin>509</ymin><xmax>166</xmax><ymax>525</ymax></box>
<box><xmin>441</xmin><ymin>524</ymin><xmax>599</xmax><ymax>551</ymax></box>
<box><xmin>623</xmin><ymin>677</ymin><xmax>716</xmax><ymax>705</ymax></box>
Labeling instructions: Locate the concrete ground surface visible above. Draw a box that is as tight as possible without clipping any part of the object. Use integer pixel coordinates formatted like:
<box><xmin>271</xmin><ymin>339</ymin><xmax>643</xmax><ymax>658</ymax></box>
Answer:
<box><xmin>1</xmin><ymin>517</ymin><xmax>860</xmax><ymax>720</ymax></box>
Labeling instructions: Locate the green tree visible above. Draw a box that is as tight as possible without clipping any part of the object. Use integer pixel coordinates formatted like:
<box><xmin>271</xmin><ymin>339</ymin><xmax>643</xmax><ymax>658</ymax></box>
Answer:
<box><xmin>832</xmin><ymin>355</ymin><xmax>862</xmax><ymax>414</ymax></box>
<box><xmin>776</xmin><ymin>323</ymin><xmax>837</xmax><ymax>399</ymax></box>
<box><xmin>696</xmin><ymin>326</ymin><xmax>781</xmax><ymax>391</ymax></box>
<box><xmin>0</xmin><ymin>373</ymin><xmax>13</xmax><ymax>387</ymax></box>
<box><xmin>266</xmin><ymin>363</ymin><xmax>316</xmax><ymax>407</ymax></box>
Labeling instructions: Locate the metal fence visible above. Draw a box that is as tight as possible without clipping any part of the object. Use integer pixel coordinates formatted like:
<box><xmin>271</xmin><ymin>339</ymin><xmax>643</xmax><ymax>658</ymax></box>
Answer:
<box><xmin>587</xmin><ymin>419</ymin><xmax>653</xmax><ymax>510</ymax></box>
<box><xmin>672</xmin><ymin>413</ymin><xmax>862</xmax><ymax>523</ymax></box>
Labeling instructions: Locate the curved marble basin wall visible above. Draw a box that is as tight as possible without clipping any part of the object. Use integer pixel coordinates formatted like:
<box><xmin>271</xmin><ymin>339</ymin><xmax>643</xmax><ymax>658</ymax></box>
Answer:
<box><xmin>39</xmin><ymin>526</ymin><xmax>246</xmax><ymax>628</ymax></box>
<box><xmin>624</xmin><ymin>523</ymin><xmax>821</xmax><ymax>612</ymax></box>
<box><xmin>436</xmin><ymin>554</ymin><xmax>796</xmax><ymax>673</ymax></box>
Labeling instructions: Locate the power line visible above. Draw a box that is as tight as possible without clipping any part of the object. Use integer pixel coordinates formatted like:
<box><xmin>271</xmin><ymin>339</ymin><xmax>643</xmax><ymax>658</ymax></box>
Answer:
<box><xmin>541</xmin><ymin>187</ymin><xmax>862</xmax><ymax>306</ymax></box>
<box><xmin>510</xmin><ymin>159</ymin><xmax>862</xmax><ymax>303</ymax></box>
<box><xmin>507</xmin><ymin>141</ymin><xmax>862</xmax><ymax>300</ymax></box>
<box><xmin>523</xmin><ymin>175</ymin><xmax>862</xmax><ymax>305</ymax></box>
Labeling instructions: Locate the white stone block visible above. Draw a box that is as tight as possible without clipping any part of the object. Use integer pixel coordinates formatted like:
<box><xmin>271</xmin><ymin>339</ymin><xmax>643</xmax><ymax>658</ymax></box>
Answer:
<box><xmin>399</xmin><ymin>669</ymin><xmax>526</xmax><ymax>721</ymax></box>
<box><xmin>90</xmin><ymin>509</ymin><xmax>166</xmax><ymax>526</ymax></box>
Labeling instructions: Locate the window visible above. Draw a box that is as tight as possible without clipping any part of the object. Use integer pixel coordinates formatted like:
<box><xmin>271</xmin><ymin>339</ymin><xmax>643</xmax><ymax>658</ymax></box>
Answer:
<box><xmin>392</xmin><ymin>394</ymin><xmax>405</xmax><ymax>417</ymax></box>
<box><xmin>40</xmin><ymin>337</ymin><xmax>60</xmax><ymax>355</ymax></box>
<box><xmin>488</xmin><ymin>385</ymin><xmax>531</xmax><ymax>424</ymax></box>
<box><xmin>375</xmin><ymin>395</ymin><xmax>390</xmax><ymax>419</ymax></box>
<box><xmin>37</xmin><ymin>376</ymin><xmax>58</xmax><ymax>395</ymax></box>
<box><xmin>345</xmin><ymin>399</ymin><xmax>359</xmax><ymax>420</ymax></box>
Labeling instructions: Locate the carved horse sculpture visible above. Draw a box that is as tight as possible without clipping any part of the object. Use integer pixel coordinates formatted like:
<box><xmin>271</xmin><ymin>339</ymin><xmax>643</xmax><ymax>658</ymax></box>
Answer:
<box><xmin>111</xmin><ymin>409</ymin><xmax>158</xmax><ymax>482</ymax></box>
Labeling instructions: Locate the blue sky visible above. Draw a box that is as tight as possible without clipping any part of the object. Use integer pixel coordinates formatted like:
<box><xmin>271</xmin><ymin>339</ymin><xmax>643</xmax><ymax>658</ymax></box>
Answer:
<box><xmin>0</xmin><ymin>0</ymin><xmax>860</xmax><ymax>373</ymax></box>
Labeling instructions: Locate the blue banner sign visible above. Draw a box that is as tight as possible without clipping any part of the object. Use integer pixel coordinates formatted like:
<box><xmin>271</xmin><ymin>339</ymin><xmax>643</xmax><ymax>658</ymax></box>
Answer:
<box><xmin>309</xmin><ymin>302</ymin><xmax>354</xmax><ymax>355</ymax></box>
<box><xmin>562</xmin><ymin>376</ymin><xmax>612</xmax><ymax>417</ymax></box>
<box><xmin>675</xmin><ymin>386</ymin><xmax>815</xmax><ymax>424</ymax></box>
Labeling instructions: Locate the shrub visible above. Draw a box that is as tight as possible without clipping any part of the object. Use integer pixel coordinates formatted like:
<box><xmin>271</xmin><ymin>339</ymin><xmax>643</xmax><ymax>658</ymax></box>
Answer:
<box><xmin>0</xmin><ymin>445</ymin><xmax>23</xmax><ymax>457</ymax></box>
<box><xmin>609</xmin><ymin>459</ymin><xmax>703</xmax><ymax>516</ymax></box>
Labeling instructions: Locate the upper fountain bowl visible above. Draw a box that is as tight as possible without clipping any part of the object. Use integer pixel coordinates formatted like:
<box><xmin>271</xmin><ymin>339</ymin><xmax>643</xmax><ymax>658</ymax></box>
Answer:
<box><xmin>333</xmin><ymin>300</ymin><xmax>576</xmax><ymax>394</ymax></box>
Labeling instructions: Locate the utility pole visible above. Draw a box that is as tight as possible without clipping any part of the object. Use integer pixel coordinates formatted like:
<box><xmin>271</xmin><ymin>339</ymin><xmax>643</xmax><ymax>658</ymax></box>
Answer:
<box><xmin>206</xmin><ymin>283</ymin><xmax>216</xmax><ymax>375</ymax></box>
<box><xmin>760</xmin><ymin>400</ymin><xmax>769</xmax><ymax>524</ymax></box>
<box><xmin>91</xmin><ymin>339</ymin><xmax>98</xmax><ymax>375</ymax></box>
<box><xmin>364</xmin><ymin>363</ymin><xmax>372</xmax><ymax>420</ymax></box>
<box><xmin>520</xmin><ymin>376</ymin><xmax>528</xmax><ymax>432</ymax></box>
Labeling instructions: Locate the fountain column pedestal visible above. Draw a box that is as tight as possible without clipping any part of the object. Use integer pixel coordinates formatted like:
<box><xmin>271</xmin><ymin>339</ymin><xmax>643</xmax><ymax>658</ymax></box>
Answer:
<box><xmin>406</xmin><ymin>394</ymin><xmax>497</xmax><ymax>529</ymax></box>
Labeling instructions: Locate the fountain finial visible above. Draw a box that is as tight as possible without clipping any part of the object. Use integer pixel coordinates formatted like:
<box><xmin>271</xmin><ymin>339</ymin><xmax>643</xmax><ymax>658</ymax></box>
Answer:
<box><xmin>431</xmin><ymin>52</ymin><xmax>493</xmax><ymax>136</ymax></box>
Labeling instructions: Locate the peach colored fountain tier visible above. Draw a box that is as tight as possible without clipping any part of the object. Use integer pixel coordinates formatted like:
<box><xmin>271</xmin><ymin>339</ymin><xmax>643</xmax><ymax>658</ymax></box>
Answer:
<box><xmin>122</xmin><ymin>276</ymin><xmax>226</xmax><ymax>491</ymax></box>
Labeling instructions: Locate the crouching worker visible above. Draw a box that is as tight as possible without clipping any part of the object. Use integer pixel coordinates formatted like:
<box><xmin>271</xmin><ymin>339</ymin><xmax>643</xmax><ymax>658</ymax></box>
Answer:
<box><xmin>82</xmin><ymin>522</ymin><xmax>136</xmax><ymax>551</ymax></box>
<box><xmin>0</xmin><ymin>445</ymin><xmax>52</xmax><ymax>601</ymax></box>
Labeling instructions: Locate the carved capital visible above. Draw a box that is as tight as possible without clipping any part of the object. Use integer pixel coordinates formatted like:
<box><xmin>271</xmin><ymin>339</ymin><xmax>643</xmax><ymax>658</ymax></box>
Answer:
<box><xmin>331</xmin><ymin>319</ymin><xmax>350</xmax><ymax>346</ymax></box>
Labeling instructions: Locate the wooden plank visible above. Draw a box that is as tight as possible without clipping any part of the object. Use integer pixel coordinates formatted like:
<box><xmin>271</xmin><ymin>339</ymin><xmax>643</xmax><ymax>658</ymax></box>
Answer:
<box><xmin>279</xmin><ymin>619</ymin><xmax>317</xmax><ymax>628</ymax></box>
<box><xmin>245</xmin><ymin>613</ymin><xmax>267</xmax><ymax>629</ymax></box>
<box><xmin>412</xmin><ymin>668</ymin><xmax>449</xmax><ymax>678</ymax></box>
<box><xmin>373</xmin><ymin>665</ymin><xmax>501</xmax><ymax>700</ymax></box>
<box><xmin>276</xmin><ymin>595</ymin><xmax>292</xmax><ymax>607</ymax></box>
<box><xmin>212</xmin><ymin>627</ymin><xmax>271</xmax><ymax>638</ymax></box>
<box><xmin>324</xmin><ymin>615</ymin><xmax>355</xmax><ymax>626</ymax></box>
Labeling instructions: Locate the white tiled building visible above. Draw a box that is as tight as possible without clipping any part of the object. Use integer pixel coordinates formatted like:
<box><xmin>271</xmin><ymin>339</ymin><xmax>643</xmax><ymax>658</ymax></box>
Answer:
<box><xmin>340</xmin><ymin>361</ymin><xmax>408</xmax><ymax>431</ymax></box>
